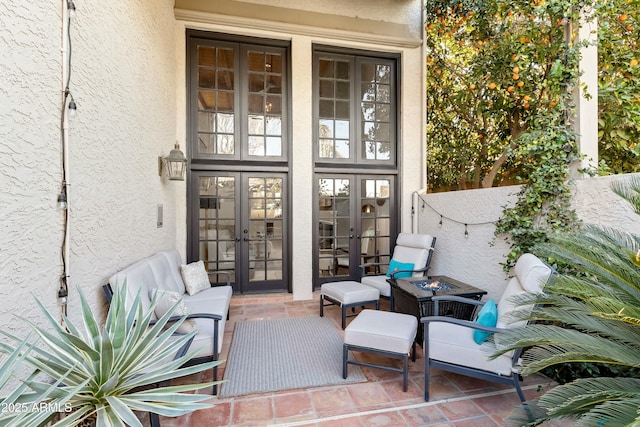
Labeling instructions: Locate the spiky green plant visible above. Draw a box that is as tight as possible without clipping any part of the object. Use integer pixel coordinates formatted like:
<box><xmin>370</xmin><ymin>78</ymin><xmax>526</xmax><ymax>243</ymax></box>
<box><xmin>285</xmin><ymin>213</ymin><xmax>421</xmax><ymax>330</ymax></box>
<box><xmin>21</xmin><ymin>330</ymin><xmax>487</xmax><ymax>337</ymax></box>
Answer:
<box><xmin>0</xmin><ymin>285</ymin><xmax>221</xmax><ymax>427</ymax></box>
<box><xmin>0</xmin><ymin>333</ymin><xmax>85</xmax><ymax>427</ymax></box>
<box><xmin>492</xmin><ymin>178</ymin><xmax>640</xmax><ymax>426</ymax></box>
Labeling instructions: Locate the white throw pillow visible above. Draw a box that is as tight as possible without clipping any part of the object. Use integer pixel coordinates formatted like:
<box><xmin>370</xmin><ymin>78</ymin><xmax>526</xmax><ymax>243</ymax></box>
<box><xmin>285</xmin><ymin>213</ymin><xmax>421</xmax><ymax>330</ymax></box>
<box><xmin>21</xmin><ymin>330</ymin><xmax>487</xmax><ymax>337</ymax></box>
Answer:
<box><xmin>152</xmin><ymin>289</ymin><xmax>197</xmax><ymax>334</ymax></box>
<box><xmin>181</xmin><ymin>260</ymin><xmax>210</xmax><ymax>296</ymax></box>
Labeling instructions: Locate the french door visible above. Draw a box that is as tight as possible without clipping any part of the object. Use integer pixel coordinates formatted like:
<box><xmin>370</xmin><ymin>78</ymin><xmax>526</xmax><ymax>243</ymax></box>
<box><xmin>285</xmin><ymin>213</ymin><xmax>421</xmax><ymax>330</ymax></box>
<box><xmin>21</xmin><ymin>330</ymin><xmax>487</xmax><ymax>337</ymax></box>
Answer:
<box><xmin>315</xmin><ymin>174</ymin><xmax>396</xmax><ymax>286</ymax></box>
<box><xmin>190</xmin><ymin>171</ymin><xmax>288</xmax><ymax>293</ymax></box>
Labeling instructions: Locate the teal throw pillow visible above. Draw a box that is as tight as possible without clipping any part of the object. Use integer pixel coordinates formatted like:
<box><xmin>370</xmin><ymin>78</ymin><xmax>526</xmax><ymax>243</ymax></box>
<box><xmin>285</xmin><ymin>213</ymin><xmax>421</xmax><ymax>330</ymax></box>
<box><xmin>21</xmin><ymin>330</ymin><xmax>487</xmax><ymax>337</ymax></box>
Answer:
<box><xmin>473</xmin><ymin>299</ymin><xmax>498</xmax><ymax>344</ymax></box>
<box><xmin>386</xmin><ymin>259</ymin><xmax>414</xmax><ymax>279</ymax></box>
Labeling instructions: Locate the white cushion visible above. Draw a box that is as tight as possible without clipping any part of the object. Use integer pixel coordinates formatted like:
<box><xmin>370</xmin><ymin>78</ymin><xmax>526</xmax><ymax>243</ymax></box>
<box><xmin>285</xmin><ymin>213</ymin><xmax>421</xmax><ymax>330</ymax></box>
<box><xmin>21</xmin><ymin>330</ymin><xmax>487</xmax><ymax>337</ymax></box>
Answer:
<box><xmin>152</xmin><ymin>289</ymin><xmax>197</xmax><ymax>335</ymax></box>
<box><xmin>497</xmin><ymin>254</ymin><xmax>551</xmax><ymax>329</ymax></box>
<box><xmin>181</xmin><ymin>260</ymin><xmax>211</xmax><ymax>296</ymax></box>
<box><xmin>388</xmin><ymin>233</ymin><xmax>434</xmax><ymax>278</ymax></box>
<box><xmin>183</xmin><ymin>285</ymin><xmax>233</xmax><ymax>305</ymax></box>
<box><xmin>321</xmin><ymin>281</ymin><xmax>379</xmax><ymax>305</ymax></box>
<box><xmin>182</xmin><ymin>296</ymin><xmax>230</xmax><ymax>357</ymax></box>
<box><xmin>360</xmin><ymin>275</ymin><xmax>392</xmax><ymax>297</ymax></box>
<box><xmin>515</xmin><ymin>253</ymin><xmax>552</xmax><ymax>294</ymax></box>
<box><xmin>396</xmin><ymin>233</ymin><xmax>434</xmax><ymax>250</ymax></box>
<box><xmin>160</xmin><ymin>250</ymin><xmax>187</xmax><ymax>294</ymax></box>
<box><xmin>427</xmin><ymin>321</ymin><xmax>514</xmax><ymax>376</ymax></box>
<box><xmin>345</xmin><ymin>309</ymin><xmax>417</xmax><ymax>354</ymax></box>
<box><xmin>146</xmin><ymin>252</ymin><xmax>185</xmax><ymax>294</ymax></box>
<box><xmin>109</xmin><ymin>259</ymin><xmax>156</xmax><ymax>316</ymax></box>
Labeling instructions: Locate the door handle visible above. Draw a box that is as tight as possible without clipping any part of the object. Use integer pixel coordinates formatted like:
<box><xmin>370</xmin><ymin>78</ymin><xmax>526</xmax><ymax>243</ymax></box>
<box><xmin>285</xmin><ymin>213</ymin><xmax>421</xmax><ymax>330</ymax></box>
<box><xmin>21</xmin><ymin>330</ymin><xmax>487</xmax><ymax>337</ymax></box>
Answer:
<box><xmin>235</xmin><ymin>237</ymin><xmax>241</xmax><ymax>242</ymax></box>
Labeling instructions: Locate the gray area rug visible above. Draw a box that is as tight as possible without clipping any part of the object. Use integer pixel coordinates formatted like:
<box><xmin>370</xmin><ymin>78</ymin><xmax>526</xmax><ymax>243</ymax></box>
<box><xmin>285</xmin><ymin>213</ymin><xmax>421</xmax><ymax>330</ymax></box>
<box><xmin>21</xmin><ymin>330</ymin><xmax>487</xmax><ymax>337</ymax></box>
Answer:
<box><xmin>219</xmin><ymin>316</ymin><xmax>367</xmax><ymax>397</ymax></box>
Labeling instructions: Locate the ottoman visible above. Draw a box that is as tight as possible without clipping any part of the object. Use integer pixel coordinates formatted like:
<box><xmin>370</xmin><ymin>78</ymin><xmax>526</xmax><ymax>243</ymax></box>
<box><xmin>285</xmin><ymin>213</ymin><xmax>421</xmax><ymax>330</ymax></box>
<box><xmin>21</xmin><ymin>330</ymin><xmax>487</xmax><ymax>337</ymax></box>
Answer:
<box><xmin>320</xmin><ymin>281</ymin><xmax>380</xmax><ymax>329</ymax></box>
<box><xmin>343</xmin><ymin>309</ymin><xmax>418</xmax><ymax>391</ymax></box>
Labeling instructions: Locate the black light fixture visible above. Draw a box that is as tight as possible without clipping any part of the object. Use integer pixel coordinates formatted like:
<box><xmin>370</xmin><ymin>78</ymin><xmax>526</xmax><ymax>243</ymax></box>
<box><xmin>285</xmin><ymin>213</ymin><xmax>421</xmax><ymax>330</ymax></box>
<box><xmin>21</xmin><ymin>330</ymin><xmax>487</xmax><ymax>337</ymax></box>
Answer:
<box><xmin>67</xmin><ymin>0</ymin><xmax>76</xmax><ymax>18</ymax></box>
<box><xmin>158</xmin><ymin>142</ymin><xmax>187</xmax><ymax>181</ymax></box>
<box><xmin>56</xmin><ymin>185</ymin><xmax>68</xmax><ymax>211</ymax></box>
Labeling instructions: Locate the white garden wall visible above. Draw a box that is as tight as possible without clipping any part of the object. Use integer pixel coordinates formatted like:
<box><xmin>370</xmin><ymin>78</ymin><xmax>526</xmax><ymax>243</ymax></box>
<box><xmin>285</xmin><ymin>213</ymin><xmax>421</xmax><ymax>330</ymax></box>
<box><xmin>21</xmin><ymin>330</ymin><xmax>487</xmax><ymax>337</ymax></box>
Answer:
<box><xmin>417</xmin><ymin>173</ymin><xmax>640</xmax><ymax>301</ymax></box>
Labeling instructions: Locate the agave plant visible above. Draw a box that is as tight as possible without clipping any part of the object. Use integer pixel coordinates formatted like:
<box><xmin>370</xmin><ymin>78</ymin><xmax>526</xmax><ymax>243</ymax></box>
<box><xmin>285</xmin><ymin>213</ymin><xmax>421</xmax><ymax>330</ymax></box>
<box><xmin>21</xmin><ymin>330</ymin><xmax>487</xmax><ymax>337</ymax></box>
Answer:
<box><xmin>493</xmin><ymin>178</ymin><xmax>640</xmax><ymax>426</ymax></box>
<box><xmin>0</xmin><ymin>284</ymin><xmax>220</xmax><ymax>427</ymax></box>
<box><xmin>0</xmin><ymin>333</ymin><xmax>85</xmax><ymax>427</ymax></box>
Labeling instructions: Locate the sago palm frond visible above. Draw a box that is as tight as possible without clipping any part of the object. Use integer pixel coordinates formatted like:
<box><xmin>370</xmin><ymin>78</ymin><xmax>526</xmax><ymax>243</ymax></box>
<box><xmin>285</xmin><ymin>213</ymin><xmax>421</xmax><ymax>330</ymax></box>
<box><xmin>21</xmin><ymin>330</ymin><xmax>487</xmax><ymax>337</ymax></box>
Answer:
<box><xmin>508</xmin><ymin>377</ymin><xmax>640</xmax><ymax>426</ymax></box>
<box><xmin>611</xmin><ymin>174</ymin><xmax>640</xmax><ymax>216</ymax></box>
<box><xmin>497</xmin><ymin>177</ymin><xmax>640</xmax><ymax>426</ymax></box>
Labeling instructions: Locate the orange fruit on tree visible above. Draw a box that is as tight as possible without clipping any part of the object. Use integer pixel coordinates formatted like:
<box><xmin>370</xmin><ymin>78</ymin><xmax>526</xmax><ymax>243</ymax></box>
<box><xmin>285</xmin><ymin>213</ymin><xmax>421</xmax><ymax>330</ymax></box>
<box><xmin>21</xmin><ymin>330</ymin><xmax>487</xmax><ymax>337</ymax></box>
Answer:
<box><xmin>550</xmin><ymin>101</ymin><xmax>557</xmax><ymax>107</ymax></box>
<box><xmin>513</xmin><ymin>66</ymin><xmax>520</xmax><ymax>74</ymax></box>
<box><xmin>524</xmin><ymin>103</ymin><xmax>530</xmax><ymax>109</ymax></box>
<box><xmin>619</xmin><ymin>13</ymin><xmax>628</xmax><ymax>22</ymax></box>
<box><xmin>488</xmin><ymin>82</ymin><xmax>497</xmax><ymax>89</ymax></box>
<box><xmin>513</xmin><ymin>74</ymin><xmax>520</xmax><ymax>80</ymax></box>
<box><xmin>470</xmin><ymin>83</ymin><xmax>476</xmax><ymax>89</ymax></box>
<box><xmin>627</xmin><ymin>25</ymin><xmax>634</xmax><ymax>31</ymax></box>
<box><xmin>517</xmin><ymin>81</ymin><xmax>524</xmax><ymax>88</ymax></box>
<box><xmin>507</xmin><ymin>86</ymin><xmax>515</xmax><ymax>92</ymax></box>
<box><xmin>631</xmin><ymin>59</ymin><xmax>639</xmax><ymax>67</ymax></box>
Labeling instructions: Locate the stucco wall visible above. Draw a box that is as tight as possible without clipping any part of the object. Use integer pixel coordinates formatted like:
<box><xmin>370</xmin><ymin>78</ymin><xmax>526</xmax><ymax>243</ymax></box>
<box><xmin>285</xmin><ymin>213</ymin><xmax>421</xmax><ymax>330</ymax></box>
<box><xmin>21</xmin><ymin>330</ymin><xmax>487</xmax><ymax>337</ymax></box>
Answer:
<box><xmin>224</xmin><ymin>0</ymin><xmax>423</xmax><ymax>39</ymax></box>
<box><xmin>0</xmin><ymin>3</ymin><xmax>62</xmax><ymax>334</ymax></box>
<box><xmin>0</xmin><ymin>0</ymin><xmax>181</xmax><ymax>335</ymax></box>
<box><xmin>417</xmin><ymin>173</ymin><xmax>640</xmax><ymax>301</ymax></box>
<box><xmin>68</xmin><ymin>0</ymin><xmax>181</xmax><ymax>322</ymax></box>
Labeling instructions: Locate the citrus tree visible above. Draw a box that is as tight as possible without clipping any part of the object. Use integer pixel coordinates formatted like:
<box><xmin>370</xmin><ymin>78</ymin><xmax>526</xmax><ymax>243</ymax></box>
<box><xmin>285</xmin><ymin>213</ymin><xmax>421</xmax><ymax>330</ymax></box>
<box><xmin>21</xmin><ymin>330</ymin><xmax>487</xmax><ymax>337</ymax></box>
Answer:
<box><xmin>597</xmin><ymin>0</ymin><xmax>640</xmax><ymax>173</ymax></box>
<box><xmin>426</xmin><ymin>0</ymin><xmax>589</xmax><ymax>192</ymax></box>
<box><xmin>426</xmin><ymin>0</ymin><xmax>591</xmax><ymax>267</ymax></box>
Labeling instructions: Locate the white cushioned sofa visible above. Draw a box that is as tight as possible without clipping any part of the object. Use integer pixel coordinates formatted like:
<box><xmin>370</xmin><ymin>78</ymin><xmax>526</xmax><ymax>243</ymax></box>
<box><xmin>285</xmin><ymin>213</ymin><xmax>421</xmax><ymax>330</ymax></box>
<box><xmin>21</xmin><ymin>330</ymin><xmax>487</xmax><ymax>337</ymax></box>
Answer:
<box><xmin>103</xmin><ymin>249</ymin><xmax>232</xmax><ymax>394</ymax></box>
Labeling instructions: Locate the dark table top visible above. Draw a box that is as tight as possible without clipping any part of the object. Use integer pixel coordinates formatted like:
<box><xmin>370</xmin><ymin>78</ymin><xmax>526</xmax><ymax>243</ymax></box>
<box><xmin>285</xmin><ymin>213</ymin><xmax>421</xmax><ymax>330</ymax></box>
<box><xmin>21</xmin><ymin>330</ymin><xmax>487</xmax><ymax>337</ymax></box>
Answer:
<box><xmin>390</xmin><ymin>275</ymin><xmax>487</xmax><ymax>302</ymax></box>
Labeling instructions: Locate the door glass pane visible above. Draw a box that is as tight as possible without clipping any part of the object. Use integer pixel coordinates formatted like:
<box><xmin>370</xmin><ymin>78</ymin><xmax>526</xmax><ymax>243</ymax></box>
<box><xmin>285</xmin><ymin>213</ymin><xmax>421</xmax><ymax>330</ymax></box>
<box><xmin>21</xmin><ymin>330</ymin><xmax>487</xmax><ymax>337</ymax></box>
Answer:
<box><xmin>248</xmin><ymin>176</ymin><xmax>284</xmax><ymax>282</ymax></box>
<box><xmin>360</xmin><ymin>178</ymin><xmax>392</xmax><ymax>276</ymax></box>
<box><xmin>317</xmin><ymin>177</ymin><xmax>351</xmax><ymax>277</ymax></box>
<box><xmin>198</xmin><ymin>176</ymin><xmax>236</xmax><ymax>284</ymax></box>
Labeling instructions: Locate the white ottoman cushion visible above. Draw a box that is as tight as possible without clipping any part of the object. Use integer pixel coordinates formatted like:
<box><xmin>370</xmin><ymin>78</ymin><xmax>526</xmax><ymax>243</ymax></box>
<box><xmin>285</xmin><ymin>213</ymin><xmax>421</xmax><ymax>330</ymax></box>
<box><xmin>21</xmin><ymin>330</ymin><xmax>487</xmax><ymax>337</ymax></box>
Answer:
<box><xmin>321</xmin><ymin>281</ymin><xmax>379</xmax><ymax>305</ymax></box>
<box><xmin>360</xmin><ymin>275</ymin><xmax>392</xmax><ymax>297</ymax></box>
<box><xmin>345</xmin><ymin>309</ymin><xmax>417</xmax><ymax>354</ymax></box>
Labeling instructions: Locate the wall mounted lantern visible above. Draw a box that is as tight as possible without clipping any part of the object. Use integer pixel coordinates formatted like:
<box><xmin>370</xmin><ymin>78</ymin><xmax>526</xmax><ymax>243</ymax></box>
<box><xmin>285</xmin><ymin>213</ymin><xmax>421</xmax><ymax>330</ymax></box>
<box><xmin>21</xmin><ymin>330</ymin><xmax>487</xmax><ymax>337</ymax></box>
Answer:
<box><xmin>158</xmin><ymin>142</ymin><xmax>187</xmax><ymax>181</ymax></box>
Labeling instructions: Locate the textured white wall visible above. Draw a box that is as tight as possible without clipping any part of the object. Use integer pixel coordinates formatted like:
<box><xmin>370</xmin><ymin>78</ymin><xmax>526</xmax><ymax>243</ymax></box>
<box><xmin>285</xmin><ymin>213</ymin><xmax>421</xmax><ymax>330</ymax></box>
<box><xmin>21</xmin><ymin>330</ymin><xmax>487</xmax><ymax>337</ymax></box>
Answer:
<box><xmin>0</xmin><ymin>3</ymin><xmax>63</xmax><ymax>334</ymax></box>
<box><xmin>67</xmin><ymin>0</ymin><xmax>181</xmax><ymax>322</ymax></box>
<box><xmin>418</xmin><ymin>173</ymin><xmax>640</xmax><ymax>301</ymax></box>
<box><xmin>0</xmin><ymin>0</ymin><xmax>181</xmax><ymax>337</ymax></box>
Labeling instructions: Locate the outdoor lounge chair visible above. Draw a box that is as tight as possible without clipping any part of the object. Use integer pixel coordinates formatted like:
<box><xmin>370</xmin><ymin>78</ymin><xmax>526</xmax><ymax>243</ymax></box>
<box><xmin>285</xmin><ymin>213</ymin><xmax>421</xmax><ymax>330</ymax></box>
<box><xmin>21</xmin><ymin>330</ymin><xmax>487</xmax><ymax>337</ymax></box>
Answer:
<box><xmin>421</xmin><ymin>253</ymin><xmax>554</xmax><ymax>402</ymax></box>
<box><xmin>359</xmin><ymin>233</ymin><xmax>436</xmax><ymax>310</ymax></box>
